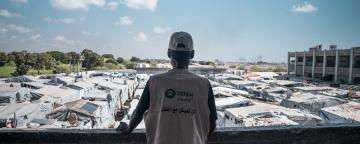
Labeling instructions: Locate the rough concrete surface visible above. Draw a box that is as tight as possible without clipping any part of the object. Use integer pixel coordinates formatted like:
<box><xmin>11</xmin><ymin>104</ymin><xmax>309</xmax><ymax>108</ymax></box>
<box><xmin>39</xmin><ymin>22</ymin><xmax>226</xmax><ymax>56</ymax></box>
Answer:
<box><xmin>1</xmin><ymin>124</ymin><xmax>360</xmax><ymax>144</ymax></box>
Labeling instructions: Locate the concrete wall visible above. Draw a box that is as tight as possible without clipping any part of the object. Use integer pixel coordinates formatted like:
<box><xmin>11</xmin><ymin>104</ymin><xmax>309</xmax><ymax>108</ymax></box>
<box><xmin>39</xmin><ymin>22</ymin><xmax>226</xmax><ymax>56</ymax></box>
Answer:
<box><xmin>1</xmin><ymin>124</ymin><xmax>360</xmax><ymax>144</ymax></box>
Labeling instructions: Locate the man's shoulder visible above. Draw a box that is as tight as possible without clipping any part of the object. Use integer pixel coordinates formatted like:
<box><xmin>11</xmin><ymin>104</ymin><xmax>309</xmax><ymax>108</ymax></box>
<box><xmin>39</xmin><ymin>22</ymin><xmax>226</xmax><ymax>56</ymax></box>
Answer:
<box><xmin>151</xmin><ymin>71</ymin><xmax>208</xmax><ymax>82</ymax></box>
<box><xmin>149</xmin><ymin>72</ymin><xmax>170</xmax><ymax>79</ymax></box>
<box><xmin>150</xmin><ymin>71</ymin><xmax>208</xmax><ymax>81</ymax></box>
<box><xmin>190</xmin><ymin>73</ymin><xmax>209</xmax><ymax>81</ymax></box>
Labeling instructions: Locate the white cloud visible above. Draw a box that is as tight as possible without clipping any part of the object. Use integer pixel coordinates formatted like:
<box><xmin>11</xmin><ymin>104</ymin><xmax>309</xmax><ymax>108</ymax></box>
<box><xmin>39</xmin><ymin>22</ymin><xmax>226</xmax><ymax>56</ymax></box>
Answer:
<box><xmin>0</xmin><ymin>24</ymin><xmax>36</xmax><ymax>41</ymax></box>
<box><xmin>6</xmin><ymin>24</ymin><xmax>33</xmax><ymax>33</ymax></box>
<box><xmin>82</xmin><ymin>31</ymin><xmax>100</xmax><ymax>36</ymax></box>
<box><xmin>43</xmin><ymin>17</ymin><xmax>85</xmax><ymax>24</ymax></box>
<box><xmin>292</xmin><ymin>2</ymin><xmax>318</xmax><ymax>13</ymax></box>
<box><xmin>0</xmin><ymin>28</ymin><xmax>8</xmax><ymax>33</ymax></box>
<box><xmin>43</xmin><ymin>17</ymin><xmax>52</xmax><ymax>22</ymax></box>
<box><xmin>49</xmin><ymin>0</ymin><xmax>106</xmax><ymax>11</ymax></box>
<box><xmin>114</xmin><ymin>16</ymin><xmax>134</xmax><ymax>26</ymax></box>
<box><xmin>134</xmin><ymin>32</ymin><xmax>147</xmax><ymax>41</ymax></box>
<box><xmin>53</xmin><ymin>35</ymin><xmax>87</xmax><ymax>49</ymax></box>
<box><xmin>122</xmin><ymin>0</ymin><xmax>158</xmax><ymax>11</ymax></box>
<box><xmin>11</xmin><ymin>0</ymin><xmax>28</xmax><ymax>4</ymax></box>
<box><xmin>30</xmin><ymin>34</ymin><xmax>41</xmax><ymax>40</ymax></box>
<box><xmin>56</xmin><ymin>18</ymin><xmax>77</xmax><ymax>24</ymax></box>
<box><xmin>153</xmin><ymin>26</ymin><xmax>171</xmax><ymax>34</ymax></box>
<box><xmin>0</xmin><ymin>9</ymin><xmax>22</xmax><ymax>18</ymax></box>
<box><xmin>54</xmin><ymin>35</ymin><xmax>66</xmax><ymax>41</ymax></box>
<box><xmin>106</xmin><ymin>1</ymin><xmax>119</xmax><ymax>10</ymax></box>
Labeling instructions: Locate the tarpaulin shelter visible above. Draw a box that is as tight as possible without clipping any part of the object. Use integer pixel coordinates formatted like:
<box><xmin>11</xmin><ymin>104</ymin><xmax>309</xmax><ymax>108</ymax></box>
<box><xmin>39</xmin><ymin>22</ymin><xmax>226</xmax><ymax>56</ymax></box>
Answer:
<box><xmin>0</xmin><ymin>84</ymin><xmax>31</xmax><ymax>103</ymax></box>
<box><xmin>47</xmin><ymin>99</ymin><xmax>103</xmax><ymax>128</ymax></box>
<box><xmin>280</xmin><ymin>92</ymin><xmax>347</xmax><ymax>116</ymax></box>
<box><xmin>320</xmin><ymin>102</ymin><xmax>360</xmax><ymax>124</ymax></box>
<box><xmin>0</xmin><ymin>101</ymin><xmax>52</xmax><ymax>128</ymax></box>
<box><xmin>31</xmin><ymin>85</ymin><xmax>80</xmax><ymax>104</ymax></box>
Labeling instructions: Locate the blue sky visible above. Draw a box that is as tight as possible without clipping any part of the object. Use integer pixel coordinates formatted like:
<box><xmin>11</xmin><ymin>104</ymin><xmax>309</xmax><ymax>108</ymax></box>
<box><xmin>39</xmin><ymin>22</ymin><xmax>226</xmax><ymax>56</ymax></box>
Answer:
<box><xmin>0</xmin><ymin>0</ymin><xmax>360</xmax><ymax>62</ymax></box>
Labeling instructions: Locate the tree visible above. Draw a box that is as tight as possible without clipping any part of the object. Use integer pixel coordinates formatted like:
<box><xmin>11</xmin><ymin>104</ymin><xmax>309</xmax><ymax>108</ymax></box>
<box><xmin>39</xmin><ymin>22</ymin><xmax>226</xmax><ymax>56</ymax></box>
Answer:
<box><xmin>0</xmin><ymin>52</ymin><xmax>8</xmax><ymax>66</ymax></box>
<box><xmin>48</xmin><ymin>51</ymin><xmax>66</xmax><ymax>63</ymax></box>
<box><xmin>199</xmin><ymin>61</ymin><xmax>214</xmax><ymax>65</ymax></box>
<box><xmin>198</xmin><ymin>61</ymin><xmax>206</xmax><ymax>65</ymax></box>
<box><xmin>34</xmin><ymin>53</ymin><xmax>56</xmax><ymax>74</ymax></box>
<box><xmin>81</xmin><ymin>49</ymin><xmax>99</xmax><ymax>70</ymax></box>
<box><xmin>106</xmin><ymin>58</ymin><xmax>118</xmax><ymax>65</ymax></box>
<box><xmin>94</xmin><ymin>55</ymin><xmax>104</xmax><ymax>67</ymax></box>
<box><xmin>65</xmin><ymin>52</ymin><xmax>81</xmax><ymax>73</ymax></box>
<box><xmin>12</xmin><ymin>51</ymin><xmax>31</xmax><ymax>76</ymax></box>
<box><xmin>67</xmin><ymin>52</ymin><xmax>80</xmax><ymax>65</ymax></box>
<box><xmin>116</xmin><ymin>57</ymin><xmax>124</xmax><ymax>64</ymax></box>
<box><xmin>125</xmin><ymin>62</ymin><xmax>136</xmax><ymax>69</ymax></box>
<box><xmin>130</xmin><ymin>56</ymin><xmax>141</xmax><ymax>62</ymax></box>
<box><xmin>34</xmin><ymin>53</ymin><xmax>46</xmax><ymax>75</ymax></box>
<box><xmin>102</xmin><ymin>54</ymin><xmax>114</xmax><ymax>59</ymax></box>
<box><xmin>14</xmin><ymin>64</ymin><xmax>30</xmax><ymax>76</ymax></box>
<box><xmin>24</xmin><ymin>52</ymin><xmax>36</xmax><ymax>67</ymax></box>
<box><xmin>6</xmin><ymin>53</ymin><xmax>15</xmax><ymax>66</ymax></box>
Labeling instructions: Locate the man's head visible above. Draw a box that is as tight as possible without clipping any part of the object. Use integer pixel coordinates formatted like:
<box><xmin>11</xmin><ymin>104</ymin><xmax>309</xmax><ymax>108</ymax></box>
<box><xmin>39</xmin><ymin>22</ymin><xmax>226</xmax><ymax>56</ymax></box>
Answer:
<box><xmin>168</xmin><ymin>31</ymin><xmax>194</xmax><ymax>69</ymax></box>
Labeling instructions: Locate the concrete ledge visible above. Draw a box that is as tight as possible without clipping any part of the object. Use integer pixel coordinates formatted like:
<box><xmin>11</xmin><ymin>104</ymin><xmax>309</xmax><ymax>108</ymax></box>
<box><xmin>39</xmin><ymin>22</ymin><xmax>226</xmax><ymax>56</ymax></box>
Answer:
<box><xmin>1</xmin><ymin>124</ymin><xmax>360</xmax><ymax>144</ymax></box>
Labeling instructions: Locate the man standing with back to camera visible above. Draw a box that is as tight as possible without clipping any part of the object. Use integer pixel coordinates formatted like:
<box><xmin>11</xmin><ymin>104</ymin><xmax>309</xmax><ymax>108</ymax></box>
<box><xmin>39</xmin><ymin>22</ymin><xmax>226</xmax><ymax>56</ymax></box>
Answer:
<box><xmin>118</xmin><ymin>31</ymin><xmax>217</xmax><ymax>144</ymax></box>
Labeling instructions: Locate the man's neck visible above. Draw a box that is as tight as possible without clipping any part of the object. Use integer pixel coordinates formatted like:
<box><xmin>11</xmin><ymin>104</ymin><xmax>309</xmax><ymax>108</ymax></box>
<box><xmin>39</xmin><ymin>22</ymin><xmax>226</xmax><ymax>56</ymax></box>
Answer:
<box><xmin>173</xmin><ymin>66</ymin><xmax>188</xmax><ymax>70</ymax></box>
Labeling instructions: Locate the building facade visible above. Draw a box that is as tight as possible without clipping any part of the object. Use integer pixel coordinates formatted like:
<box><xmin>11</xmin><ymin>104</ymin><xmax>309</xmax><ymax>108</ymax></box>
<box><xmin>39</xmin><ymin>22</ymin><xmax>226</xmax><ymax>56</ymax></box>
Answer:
<box><xmin>288</xmin><ymin>45</ymin><xmax>360</xmax><ymax>84</ymax></box>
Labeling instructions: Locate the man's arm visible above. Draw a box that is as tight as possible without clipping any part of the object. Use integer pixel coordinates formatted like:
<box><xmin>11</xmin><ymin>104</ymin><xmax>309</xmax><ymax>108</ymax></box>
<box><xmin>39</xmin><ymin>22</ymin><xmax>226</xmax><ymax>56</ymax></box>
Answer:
<box><xmin>208</xmin><ymin>82</ymin><xmax>217</xmax><ymax>135</ymax></box>
<box><xmin>123</xmin><ymin>81</ymin><xmax>150</xmax><ymax>134</ymax></box>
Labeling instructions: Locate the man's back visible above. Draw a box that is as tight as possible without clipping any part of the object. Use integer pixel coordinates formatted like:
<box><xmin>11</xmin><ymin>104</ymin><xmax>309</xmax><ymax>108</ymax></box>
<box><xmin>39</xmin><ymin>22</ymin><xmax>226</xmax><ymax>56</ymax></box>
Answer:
<box><xmin>117</xmin><ymin>32</ymin><xmax>217</xmax><ymax>144</ymax></box>
<box><xmin>144</xmin><ymin>69</ymin><xmax>210</xmax><ymax>144</ymax></box>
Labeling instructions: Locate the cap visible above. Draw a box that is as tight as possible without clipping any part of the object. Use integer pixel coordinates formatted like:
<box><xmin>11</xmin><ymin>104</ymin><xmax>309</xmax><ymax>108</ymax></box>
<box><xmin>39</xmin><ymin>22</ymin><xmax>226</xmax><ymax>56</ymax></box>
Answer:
<box><xmin>168</xmin><ymin>31</ymin><xmax>193</xmax><ymax>52</ymax></box>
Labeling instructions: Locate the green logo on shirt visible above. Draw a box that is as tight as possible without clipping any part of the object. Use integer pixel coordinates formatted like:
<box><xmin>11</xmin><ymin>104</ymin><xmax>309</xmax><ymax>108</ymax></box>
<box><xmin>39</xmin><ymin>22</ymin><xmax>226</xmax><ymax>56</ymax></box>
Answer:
<box><xmin>165</xmin><ymin>89</ymin><xmax>176</xmax><ymax>98</ymax></box>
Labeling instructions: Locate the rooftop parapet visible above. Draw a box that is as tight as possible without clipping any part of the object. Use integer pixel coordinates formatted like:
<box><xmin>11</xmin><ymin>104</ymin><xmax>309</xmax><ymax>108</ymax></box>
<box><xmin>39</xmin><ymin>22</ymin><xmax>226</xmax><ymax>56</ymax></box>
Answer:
<box><xmin>1</xmin><ymin>124</ymin><xmax>360</xmax><ymax>144</ymax></box>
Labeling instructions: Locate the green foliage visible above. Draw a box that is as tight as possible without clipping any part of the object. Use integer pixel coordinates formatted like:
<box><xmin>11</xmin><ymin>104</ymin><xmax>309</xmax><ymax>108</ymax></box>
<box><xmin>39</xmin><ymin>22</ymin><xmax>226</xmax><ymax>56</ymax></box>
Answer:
<box><xmin>149</xmin><ymin>61</ymin><xmax>159</xmax><ymax>67</ymax></box>
<box><xmin>102</xmin><ymin>54</ymin><xmax>114</xmax><ymax>59</ymax></box>
<box><xmin>53</xmin><ymin>64</ymin><xmax>72</xmax><ymax>74</ymax></box>
<box><xmin>93</xmin><ymin>63</ymin><xmax>122</xmax><ymax>70</ymax></box>
<box><xmin>198</xmin><ymin>61</ymin><xmax>215</xmax><ymax>66</ymax></box>
<box><xmin>33</xmin><ymin>53</ymin><xmax>56</xmax><ymax>74</ymax></box>
<box><xmin>125</xmin><ymin>62</ymin><xmax>136</xmax><ymax>69</ymax></box>
<box><xmin>105</xmin><ymin>58</ymin><xmax>118</xmax><ymax>65</ymax></box>
<box><xmin>7</xmin><ymin>54</ymin><xmax>15</xmax><ymax>62</ymax></box>
<box><xmin>116</xmin><ymin>57</ymin><xmax>124</xmax><ymax>64</ymax></box>
<box><xmin>130</xmin><ymin>56</ymin><xmax>141</xmax><ymax>62</ymax></box>
<box><xmin>27</xmin><ymin>69</ymin><xmax>53</xmax><ymax>76</ymax></box>
<box><xmin>95</xmin><ymin>56</ymin><xmax>105</xmax><ymax>67</ymax></box>
<box><xmin>0</xmin><ymin>52</ymin><xmax>8</xmax><ymax>66</ymax></box>
<box><xmin>12</xmin><ymin>64</ymin><xmax>30</xmax><ymax>76</ymax></box>
<box><xmin>5</xmin><ymin>61</ymin><xmax>15</xmax><ymax>67</ymax></box>
<box><xmin>11</xmin><ymin>51</ymin><xmax>32</xmax><ymax>76</ymax></box>
<box><xmin>0</xmin><ymin>66</ymin><xmax>15</xmax><ymax>78</ymax></box>
<box><xmin>0</xmin><ymin>49</ymin><xmax>131</xmax><ymax>76</ymax></box>
<box><xmin>48</xmin><ymin>51</ymin><xmax>66</xmax><ymax>63</ymax></box>
<box><xmin>81</xmin><ymin>49</ymin><xmax>104</xmax><ymax>70</ymax></box>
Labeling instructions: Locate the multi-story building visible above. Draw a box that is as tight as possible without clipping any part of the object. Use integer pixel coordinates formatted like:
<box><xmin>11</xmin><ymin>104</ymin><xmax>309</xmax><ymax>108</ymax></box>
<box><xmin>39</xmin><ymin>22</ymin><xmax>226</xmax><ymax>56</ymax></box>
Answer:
<box><xmin>288</xmin><ymin>45</ymin><xmax>360</xmax><ymax>84</ymax></box>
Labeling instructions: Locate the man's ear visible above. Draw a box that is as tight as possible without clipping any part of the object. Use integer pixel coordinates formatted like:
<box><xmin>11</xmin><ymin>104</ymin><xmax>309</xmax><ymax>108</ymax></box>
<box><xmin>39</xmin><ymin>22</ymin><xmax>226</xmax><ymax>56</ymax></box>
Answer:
<box><xmin>167</xmin><ymin>49</ymin><xmax>171</xmax><ymax>58</ymax></box>
<box><xmin>190</xmin><ymin>50</ymin><xmax>194</xmax><ymax>59</ymax></box>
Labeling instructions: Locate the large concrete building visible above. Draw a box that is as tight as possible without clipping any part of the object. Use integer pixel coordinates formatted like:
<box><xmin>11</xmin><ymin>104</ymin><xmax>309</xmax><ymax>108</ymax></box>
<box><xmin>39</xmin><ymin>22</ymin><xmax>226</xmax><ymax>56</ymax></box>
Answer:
<box><xmin>288</xmin><ymin>45</ymin><xmax>360</xmax><ymax>84</ymax></box>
